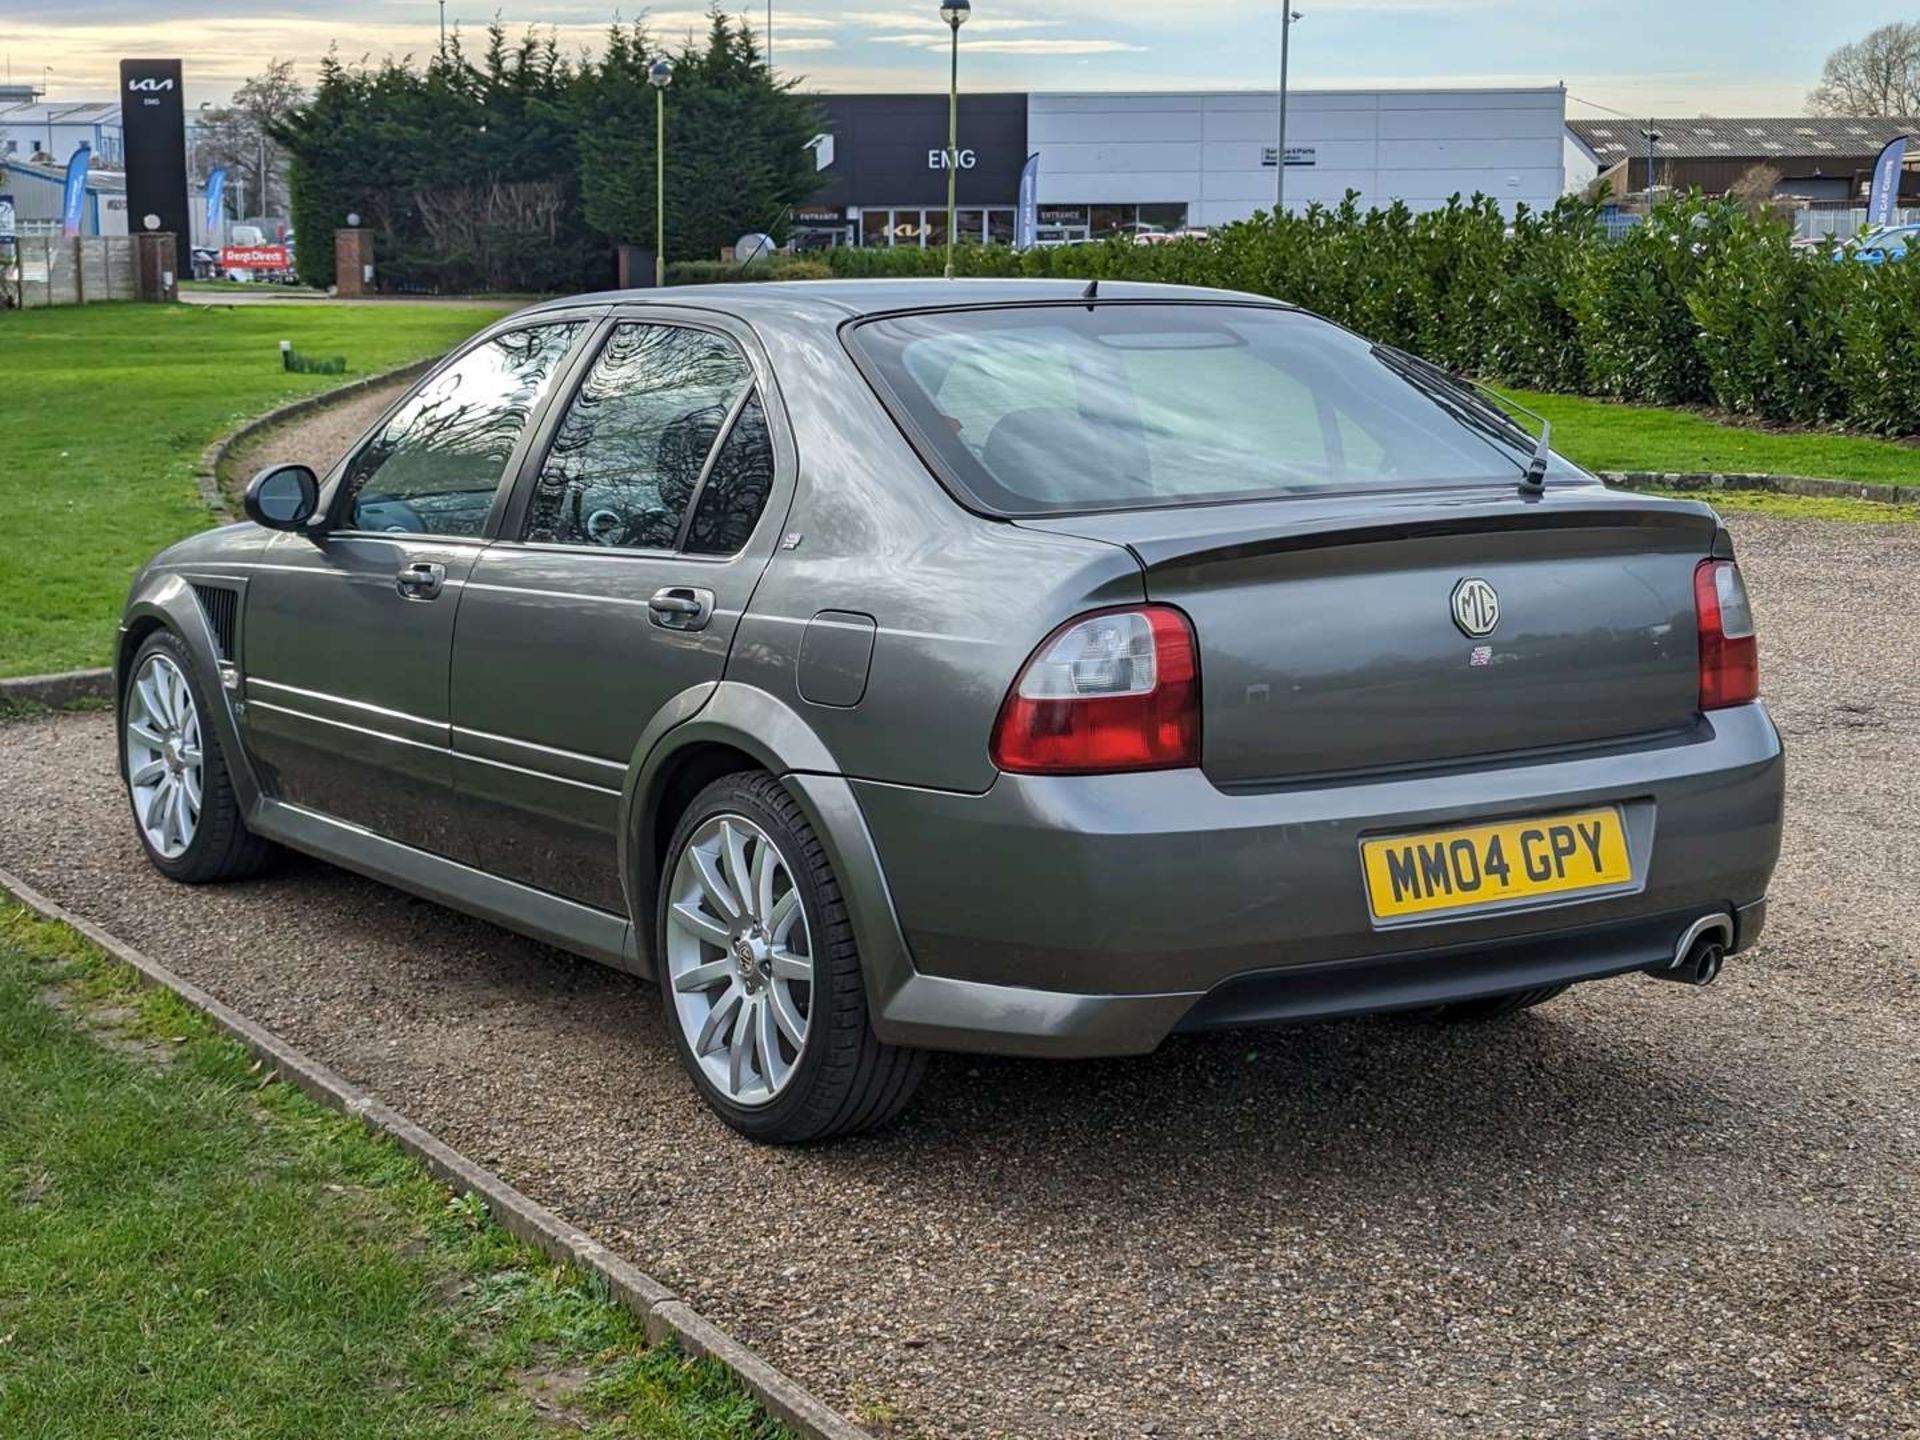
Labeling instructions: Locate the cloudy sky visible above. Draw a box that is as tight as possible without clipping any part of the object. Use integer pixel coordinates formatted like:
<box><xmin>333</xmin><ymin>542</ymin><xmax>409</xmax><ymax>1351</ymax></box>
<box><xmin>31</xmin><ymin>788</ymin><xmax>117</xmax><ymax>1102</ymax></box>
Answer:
<box><xmin>3</xmin><ymin>0</ymin><xmax>1903</xmax><ymax>117</ymax></box>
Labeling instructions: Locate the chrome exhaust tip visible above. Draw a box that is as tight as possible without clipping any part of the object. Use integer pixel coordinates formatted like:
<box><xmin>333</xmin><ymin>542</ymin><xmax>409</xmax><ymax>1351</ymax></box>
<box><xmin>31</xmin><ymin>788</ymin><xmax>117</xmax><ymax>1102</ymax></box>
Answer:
<box><xmin>1651</xmin><ymin>913</ymin><xmax>1734</xmax><ymax>986</ymax></box>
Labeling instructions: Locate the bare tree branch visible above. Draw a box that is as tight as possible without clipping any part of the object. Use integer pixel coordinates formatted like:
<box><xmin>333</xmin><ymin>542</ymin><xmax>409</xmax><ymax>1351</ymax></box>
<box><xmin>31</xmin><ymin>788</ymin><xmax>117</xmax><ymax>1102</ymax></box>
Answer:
<box><xmin>1808</xmin><ymin>22</ymin><xmax>1920</xmax><ymax>117</ymax></box>
<box><xmin>199</xmin><ymin>59</ymin><xmax>307</xmax><ymax>219</ymax></box>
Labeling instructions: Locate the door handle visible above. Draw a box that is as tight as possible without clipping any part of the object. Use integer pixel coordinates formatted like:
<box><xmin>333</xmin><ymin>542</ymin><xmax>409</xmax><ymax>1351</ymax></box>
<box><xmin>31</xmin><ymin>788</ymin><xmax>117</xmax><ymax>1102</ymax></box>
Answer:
<box><xmin>648</xmin><ymin>586</ymin><xmax>715</xmax><ymax>631</ymax></box>
<box><xmin>395</xmin><ymin>561</ymin><xmax>447</xmax><ymax>601</ymax></box>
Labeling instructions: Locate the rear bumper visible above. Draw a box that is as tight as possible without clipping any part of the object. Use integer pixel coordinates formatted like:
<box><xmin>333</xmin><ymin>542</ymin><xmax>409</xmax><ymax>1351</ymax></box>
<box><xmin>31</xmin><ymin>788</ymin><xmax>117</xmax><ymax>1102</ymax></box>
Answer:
<box><xmin>852</xmin><ymin>703</ymin><xmax>1783</xmax><ymax>1057</ymax></box>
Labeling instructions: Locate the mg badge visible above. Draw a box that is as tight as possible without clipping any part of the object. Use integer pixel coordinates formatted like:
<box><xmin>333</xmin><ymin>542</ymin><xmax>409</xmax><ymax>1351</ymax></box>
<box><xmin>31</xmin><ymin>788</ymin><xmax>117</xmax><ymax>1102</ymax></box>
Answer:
<box><xmin>1451</xmin><ymin>577</ymin><xmax>1500</xmax><ymax>638</ymax></box>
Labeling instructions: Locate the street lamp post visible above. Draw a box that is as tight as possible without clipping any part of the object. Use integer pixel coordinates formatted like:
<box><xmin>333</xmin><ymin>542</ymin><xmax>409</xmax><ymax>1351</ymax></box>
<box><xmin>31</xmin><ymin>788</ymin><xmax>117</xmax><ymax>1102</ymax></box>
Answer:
<box><xmin>1276</xmin><ymin>8</ymin><xmax>1301</xmax><ymax>217</ymax></box>
<box><xmin>1641</xmin><ymin>126</ymin><xmax>1662</xmax><ymax>209</ymax></box>
<box><xmin>940</xmin><ymin>0</ymin><xmax>970</xmax><ymax>279</ymax></box>
<box><xmin>650</xmin><ymin>57</ymin><xmax>674</xmax><ymax>288</ymax></box>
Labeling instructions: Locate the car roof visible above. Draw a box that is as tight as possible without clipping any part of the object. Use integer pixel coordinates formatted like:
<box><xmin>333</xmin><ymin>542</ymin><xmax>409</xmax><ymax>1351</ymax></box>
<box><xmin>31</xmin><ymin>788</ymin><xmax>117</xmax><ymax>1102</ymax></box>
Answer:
<box><xmin>517</xmin><ymin>277</ymin><xmax>1284</xmax><ymax>325</ymax></box>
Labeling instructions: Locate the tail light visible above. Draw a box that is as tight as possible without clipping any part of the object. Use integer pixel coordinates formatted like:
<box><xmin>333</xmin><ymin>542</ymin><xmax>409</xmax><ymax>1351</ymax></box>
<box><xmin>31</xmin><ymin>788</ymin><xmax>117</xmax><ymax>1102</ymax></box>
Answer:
<box><xmin>1694</xmin><ymin>559</ymin><xmax>1759</xmax><ymax>709</ymax></box>
<box><xmin>991</xmin><ymin>606</ymin><xmax>1200</xmax><ymax>774</ymax></box>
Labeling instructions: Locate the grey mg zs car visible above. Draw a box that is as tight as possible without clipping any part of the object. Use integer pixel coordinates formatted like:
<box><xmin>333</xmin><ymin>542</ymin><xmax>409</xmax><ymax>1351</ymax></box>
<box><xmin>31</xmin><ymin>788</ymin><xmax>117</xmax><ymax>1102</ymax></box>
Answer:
<box><xmin>117</xmin><ymin>281</ymin><xmax>1784</xmax><ymax>1142</ymax></box>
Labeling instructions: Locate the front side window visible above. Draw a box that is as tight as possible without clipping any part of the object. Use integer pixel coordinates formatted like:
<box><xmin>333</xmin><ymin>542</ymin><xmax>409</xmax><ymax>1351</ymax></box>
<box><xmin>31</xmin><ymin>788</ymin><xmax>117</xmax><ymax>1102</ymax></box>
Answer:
<box><xmin>847</xmin><ymin>304</ymin><xmax>1553</xmax><ymax>516</ymax></box>
<box><xmin>341</xmin><ymin>323</ymin><xmax>583</xmax><ymax>536</ymax></box>
<box><xmin>525</xmin><ymin>323</ymin><xmax>751</xmax><ymax>550</ymax></box>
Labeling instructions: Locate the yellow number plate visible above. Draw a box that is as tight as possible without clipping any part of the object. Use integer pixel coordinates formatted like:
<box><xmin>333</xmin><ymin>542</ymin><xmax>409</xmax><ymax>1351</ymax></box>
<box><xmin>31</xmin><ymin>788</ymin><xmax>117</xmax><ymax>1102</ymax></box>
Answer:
<box><xmin>1362</xmin><ymin>808</ymin><xmax>1632</xmax><ymax>921</ymax></box>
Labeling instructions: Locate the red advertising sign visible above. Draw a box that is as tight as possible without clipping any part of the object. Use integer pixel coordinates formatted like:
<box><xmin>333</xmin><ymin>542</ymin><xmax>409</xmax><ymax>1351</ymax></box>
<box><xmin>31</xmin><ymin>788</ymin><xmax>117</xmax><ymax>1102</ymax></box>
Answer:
<box><xmin>220</xmin><ymin>244</ymin><xmax>290</xmax><ymax>270</ymax></box>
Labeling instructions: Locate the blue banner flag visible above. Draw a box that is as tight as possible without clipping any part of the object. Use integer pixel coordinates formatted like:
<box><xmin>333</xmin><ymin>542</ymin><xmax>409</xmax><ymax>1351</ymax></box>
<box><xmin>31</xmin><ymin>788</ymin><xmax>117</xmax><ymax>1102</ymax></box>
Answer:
<box><xmin>1866</xmin><ymin>135</ymin><xmax>1910</xmax><ymax>230</ymax></box>
<box><xmin>205</xmin><ymin>166</ymin><xmax>227</xmax><ymax>238</ymax></box>
<box><xmin>61</xmin><ymin>143</ymin><xmax>92</xmax><ymax>237</ymax></box>
<box><xmin>1015</xmin><ymin>152</ymin><xmax>1040</xmax><ymax>251</ymax></box>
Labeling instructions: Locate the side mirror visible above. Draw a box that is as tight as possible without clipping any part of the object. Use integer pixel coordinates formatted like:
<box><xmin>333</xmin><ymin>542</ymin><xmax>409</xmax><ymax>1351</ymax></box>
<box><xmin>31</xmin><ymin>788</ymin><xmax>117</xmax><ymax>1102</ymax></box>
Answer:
<box><xmin>243</xmin><ymin>464</ymin><xmax>321</xmax><ymax>532</ymax></box>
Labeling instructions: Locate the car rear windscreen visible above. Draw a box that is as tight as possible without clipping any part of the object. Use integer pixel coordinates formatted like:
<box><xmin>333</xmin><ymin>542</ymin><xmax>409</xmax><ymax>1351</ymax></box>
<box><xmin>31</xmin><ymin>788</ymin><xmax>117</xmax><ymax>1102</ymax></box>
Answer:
<box><xmin>845</xmin><ymin>303</ymin><xmax>1548</xmax><ymax>516</ymax></box>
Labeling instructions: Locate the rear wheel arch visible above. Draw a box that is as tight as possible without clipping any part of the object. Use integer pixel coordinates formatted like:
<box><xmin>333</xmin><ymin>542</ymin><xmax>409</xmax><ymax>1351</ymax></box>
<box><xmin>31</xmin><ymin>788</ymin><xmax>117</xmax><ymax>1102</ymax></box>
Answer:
<box><xmin>637</xmin><ymin>740</ymin><xmax>766</xmax><ymax>923</ymax></box>
<box><xmin>623</xmin><ymin>687</ymin><xmax>913</xmax><ymax>1007</ymax></box>
<box><xmin>624</xmin><ymin>684</ymin><xmax>843</xmax><ymax>906</ymax></box>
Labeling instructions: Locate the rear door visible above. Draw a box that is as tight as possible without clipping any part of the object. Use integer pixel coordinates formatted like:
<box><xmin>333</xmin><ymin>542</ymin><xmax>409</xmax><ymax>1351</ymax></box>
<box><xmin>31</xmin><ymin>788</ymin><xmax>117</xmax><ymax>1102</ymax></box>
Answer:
<box><xmin>240</xmin><ymin>317</ymin><xmax>591</xmax><ymax>857</ymax></box>
<box><xmin>448</xmin><ymin>312</ymin><xmax>792</xmax><ymax>913</ymax></box>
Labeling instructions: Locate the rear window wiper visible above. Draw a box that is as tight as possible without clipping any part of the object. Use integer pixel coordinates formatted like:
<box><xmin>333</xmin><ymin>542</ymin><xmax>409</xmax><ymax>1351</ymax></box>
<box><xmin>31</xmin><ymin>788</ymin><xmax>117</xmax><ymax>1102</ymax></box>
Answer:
<box><xmin>1372</xmin><ymin>345</ymin><xmax>1553</xmax><ymax>495</ymax></box>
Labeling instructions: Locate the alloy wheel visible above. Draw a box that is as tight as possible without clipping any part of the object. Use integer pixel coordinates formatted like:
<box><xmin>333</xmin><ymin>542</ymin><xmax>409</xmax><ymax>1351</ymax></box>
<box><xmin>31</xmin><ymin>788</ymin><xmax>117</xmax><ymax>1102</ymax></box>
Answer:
<box><xmin>664</xmin><ymin>813</ymin><xmax>814</xmax><ymax>1107</ymax></box>
<box><xmin>124</xmin><ymin>653</ymin><xmax>203</xmax><ymax>860</ymax></box>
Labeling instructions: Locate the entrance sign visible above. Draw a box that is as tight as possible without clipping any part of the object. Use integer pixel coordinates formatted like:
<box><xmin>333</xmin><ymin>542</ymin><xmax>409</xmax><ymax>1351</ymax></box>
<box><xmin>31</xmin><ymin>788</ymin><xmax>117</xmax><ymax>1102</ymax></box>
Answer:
<box><xmin>120</xmin><ymin>59</ymin><xmax>190</xmax><ymax>262</ymax></box>
<box><xmin>1262</xmin><ymin>145</ymin><xmax>1317</xmax><ymax>168</ymax></box>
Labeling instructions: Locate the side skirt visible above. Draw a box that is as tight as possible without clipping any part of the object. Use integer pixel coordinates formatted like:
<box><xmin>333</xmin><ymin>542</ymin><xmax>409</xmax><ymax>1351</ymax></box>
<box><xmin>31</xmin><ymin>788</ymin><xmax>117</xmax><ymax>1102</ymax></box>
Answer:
<box><xmin>249</xmin><ymin>799</ymin><xmax>644</xmax><ymax>977</ymax></box>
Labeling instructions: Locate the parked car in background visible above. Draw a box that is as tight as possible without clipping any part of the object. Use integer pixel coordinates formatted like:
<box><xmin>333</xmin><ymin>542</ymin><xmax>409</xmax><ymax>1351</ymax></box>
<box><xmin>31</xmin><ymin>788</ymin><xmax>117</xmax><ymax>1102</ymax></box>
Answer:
<box><xmin>1833</xmin><ymin>223</ymin><xmax>1918</xmax><ymax>264</ymax></box>
<box><xmin>114</xmin><ymin>280</ymin><xmax>1784</xmax><ymax>1143</ymax></box>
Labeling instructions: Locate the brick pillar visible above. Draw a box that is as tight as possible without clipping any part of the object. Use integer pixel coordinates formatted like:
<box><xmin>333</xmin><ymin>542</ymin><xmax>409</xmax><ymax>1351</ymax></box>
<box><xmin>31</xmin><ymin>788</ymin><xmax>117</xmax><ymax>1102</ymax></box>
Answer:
<box><xmin>134</xmin><ymin>233</ymin><xmax>179</xmax><ymax>302</ymax></box>
<box><xmin>334</xmin><ymin>228</ymin><xmax>375</xmax><ymax>297</ymax></box>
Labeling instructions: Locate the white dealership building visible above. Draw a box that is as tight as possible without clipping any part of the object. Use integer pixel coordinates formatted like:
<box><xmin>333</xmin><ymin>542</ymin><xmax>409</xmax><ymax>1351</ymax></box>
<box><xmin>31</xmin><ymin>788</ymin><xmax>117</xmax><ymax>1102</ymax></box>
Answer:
<box><xmin>803</xmin><ymin>85</ymin><xmax>1581</xmax><ymax>248</ymax></box>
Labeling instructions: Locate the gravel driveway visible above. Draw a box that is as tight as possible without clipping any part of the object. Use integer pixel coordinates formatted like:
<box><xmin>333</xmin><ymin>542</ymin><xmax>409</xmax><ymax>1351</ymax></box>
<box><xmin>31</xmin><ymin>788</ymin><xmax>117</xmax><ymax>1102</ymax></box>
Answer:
<box><xmin>3</xmin><ymin>513</ymin><xmax>1916</xmax><ymax>1439</ymax></box>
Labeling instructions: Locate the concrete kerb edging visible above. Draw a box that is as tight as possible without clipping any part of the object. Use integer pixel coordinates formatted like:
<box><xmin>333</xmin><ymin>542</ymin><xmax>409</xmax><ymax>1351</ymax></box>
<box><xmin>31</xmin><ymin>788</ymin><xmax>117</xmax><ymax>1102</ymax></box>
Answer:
<box><xmin>193</xmin><ymin>356</ymin><xmax>438</xmax><ymax>521</ymax></box>
<box><xmin>1602</xmin><ymin>471</ymin><xmax>1919</xmax><ymax>505</ymax></box>
<box><xmin>0</xmin><ymin>866</ymin><xmax>872</xmax><ymax>1440</ymax></box>
<box><xmin>0</xmin><ymin>669</ymin><xmax>113</xmax><ymax>706</ymax></box>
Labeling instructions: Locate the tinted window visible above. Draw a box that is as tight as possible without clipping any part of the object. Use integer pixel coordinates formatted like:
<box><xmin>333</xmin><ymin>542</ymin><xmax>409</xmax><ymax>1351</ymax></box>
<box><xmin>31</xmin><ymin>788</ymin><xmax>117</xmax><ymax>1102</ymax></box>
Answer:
<box><xmin>685</xmin><ymin>394</ymin><xmax>776</xmax><ymax>555</ymax></box>
<box><xmin>848</xmin><ymin>305</ymin><xmax>1549</xmax><ymax>515</ymax></box>
<box><xmin>525</xmin><ymin>323</ymin><xmax>751</xmax><ymax>550</ymax></box>
<box><xmin>343</xmin><ymin>323</ymin><xmax>583</xmax><ymax>536</ymax></box>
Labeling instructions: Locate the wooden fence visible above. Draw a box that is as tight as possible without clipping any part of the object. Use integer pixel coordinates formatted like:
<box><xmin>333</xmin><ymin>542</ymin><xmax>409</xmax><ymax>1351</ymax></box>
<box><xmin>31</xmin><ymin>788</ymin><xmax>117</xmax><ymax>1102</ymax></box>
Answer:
<box><xmin>1</xmin><ymin>235</ymin><xmax>171</xmax><ymax>308</ymax></box>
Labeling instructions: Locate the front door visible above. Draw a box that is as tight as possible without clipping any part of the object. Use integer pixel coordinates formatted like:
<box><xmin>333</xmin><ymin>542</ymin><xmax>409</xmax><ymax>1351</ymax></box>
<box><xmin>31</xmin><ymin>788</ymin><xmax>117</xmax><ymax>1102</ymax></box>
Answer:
<box><xmin>448</xmin><ymin>315</ymin><xmax>790</xmax><ymax>914</ymax></box>
<box><xmin>240</xmin><ymin>319</ymin><xmax>590</xmax><ymax>858</ymax></box>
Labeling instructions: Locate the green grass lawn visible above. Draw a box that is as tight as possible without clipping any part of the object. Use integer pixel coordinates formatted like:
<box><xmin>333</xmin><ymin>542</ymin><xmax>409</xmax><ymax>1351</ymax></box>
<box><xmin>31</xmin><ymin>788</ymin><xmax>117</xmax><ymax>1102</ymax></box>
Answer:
<box><xmin>0</xmin><ymin>897</ymin><xmax>792</xmax><ymax>1440</ymax></box>
<box><xmin>0</xmin><ymin>302</ymin><xmax>500</xmax><ymax>679</ymax></box>
<box><xmin>1505</xmin><ymin>388</ymin><xmax>1920</xmax><ymax>487</ymax></box>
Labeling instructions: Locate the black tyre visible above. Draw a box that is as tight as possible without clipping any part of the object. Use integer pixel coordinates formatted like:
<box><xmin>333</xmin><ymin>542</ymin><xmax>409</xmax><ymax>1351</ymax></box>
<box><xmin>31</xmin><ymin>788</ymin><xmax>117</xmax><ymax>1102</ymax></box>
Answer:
<box><xmin>1419</xmin><ymin>984</ymin><xmax>1569</xmax><ymax>1023</ymax></box>
<box><xmin>121</xmin><ymin>630</ymin><xmax>275</xmax><ymax>884</ymax></box>
<box><xmin>656</xmin><ymin>771</ymin><xmax>926</xmax><ymax>1144</ymax></box>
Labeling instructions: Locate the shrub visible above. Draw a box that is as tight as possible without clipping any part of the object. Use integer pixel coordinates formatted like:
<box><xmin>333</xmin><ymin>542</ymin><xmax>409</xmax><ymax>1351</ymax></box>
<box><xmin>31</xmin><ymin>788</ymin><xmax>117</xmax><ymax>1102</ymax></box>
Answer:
<box><xmin>665</xmin><ymin>257</ymin><xmax>833</xmax><ymax>285</ymax></box>
<box><xmin>1571</xmin><ymin>197</ymin><xmax>1718</xmax><ymax>405</ymax></box>
<box><xmin>1829</xmin><ymin>258</ymin><xmax>1920</xmax><ymax>436</ymax></box>
<box><xmin>1686</xmin><ymin>208</ymin><xmax>1848</xmax><ymax>425</ymax></box>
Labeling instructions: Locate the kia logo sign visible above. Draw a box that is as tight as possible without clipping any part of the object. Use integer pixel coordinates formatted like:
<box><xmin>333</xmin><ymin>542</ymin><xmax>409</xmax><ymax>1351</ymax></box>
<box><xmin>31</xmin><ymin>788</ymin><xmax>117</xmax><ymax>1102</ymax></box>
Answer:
<box><xmin>127</xmin><ymin>77</ymin><xmax>176</xmax><ymax>92</ymax></box>
<box><xmin>928</xmin><ymin>148</ymin><xmax>978</xmax><ymax>171</ymax></box>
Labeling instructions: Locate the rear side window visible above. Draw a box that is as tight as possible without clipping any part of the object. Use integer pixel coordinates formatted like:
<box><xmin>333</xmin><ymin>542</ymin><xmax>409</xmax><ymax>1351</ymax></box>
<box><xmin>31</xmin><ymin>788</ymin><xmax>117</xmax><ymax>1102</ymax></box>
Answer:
<box><xmin>847</xmin><ymin>304</ymin><xmax>1543</xmax><ymax>516</ymax></box>
<box><xmin>525</xmin><ymin>322</ymin><xmax>751</xmax><ymax>550</ymax></box>
<box><xmin>685</xmin><ymin>394</ymin><xmax>776</xmax><ymax>555</ymax></box>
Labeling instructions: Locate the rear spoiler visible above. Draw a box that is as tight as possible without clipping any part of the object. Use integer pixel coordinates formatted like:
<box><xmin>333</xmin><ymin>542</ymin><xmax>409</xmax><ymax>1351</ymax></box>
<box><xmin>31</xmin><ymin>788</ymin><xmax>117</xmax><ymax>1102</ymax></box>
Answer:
<box><xmin>1020</xmin><ymin>488</ymin><xmax>1721</xmax><ymax>574</ymax></box>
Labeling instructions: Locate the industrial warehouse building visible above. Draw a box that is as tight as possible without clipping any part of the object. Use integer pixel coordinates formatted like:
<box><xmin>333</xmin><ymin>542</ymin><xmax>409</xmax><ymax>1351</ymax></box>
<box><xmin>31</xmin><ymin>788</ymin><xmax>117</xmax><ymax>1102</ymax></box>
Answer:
<box><xmin>1</xmin><ymin>157</ymin><xmax>132</xmax><ymax>236</ymax></box>
<box><xmin>1566</xmin><ymin>115</ymin><xmax>1920</xmax><ymax>205</ymax></box>
<box><xmin>797</xmin><ymin>85</ymin><xmax>1578</xmax><ymax>248</ymax></box>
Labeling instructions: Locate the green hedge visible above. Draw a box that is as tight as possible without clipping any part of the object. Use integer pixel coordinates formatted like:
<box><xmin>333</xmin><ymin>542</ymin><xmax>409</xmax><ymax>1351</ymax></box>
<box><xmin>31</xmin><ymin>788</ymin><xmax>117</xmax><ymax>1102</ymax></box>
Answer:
<box><xmin>821</xmin><ymin>194</ymin><xmax>1920</xmax><ymax>438</ymax></box>
<box><xmin>665</xmin><ymin>257</ymin><xmax>833</xmax><ymax>285</ymax></box>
